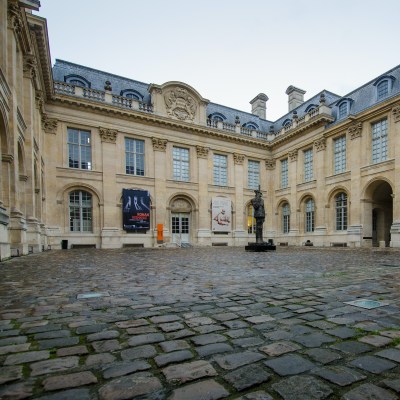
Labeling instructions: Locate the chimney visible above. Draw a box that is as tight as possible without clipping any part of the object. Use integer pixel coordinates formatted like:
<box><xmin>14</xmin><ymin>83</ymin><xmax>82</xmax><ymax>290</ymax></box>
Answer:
<box><xmin>286</xmin><ymin>86</ymin><xmax>306</xmax><ymax>112</ymax></box>
<box><xmin>250</xmin><ymin>93</ymin><xmax>268</xmax><ymax>119</ymax></box>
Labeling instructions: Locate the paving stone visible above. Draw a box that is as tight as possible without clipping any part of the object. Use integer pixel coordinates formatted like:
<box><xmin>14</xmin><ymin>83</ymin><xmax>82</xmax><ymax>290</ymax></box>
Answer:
<box><xmin>159</xmin><ymin>322</ymin><xmax>185</xmax><ymax>332</ymax></box>
<box><xmin>193</xmin><ymin>324</ymin><xmax>225</xmax><ymax>334</ymax></box>
<box><xmin>382</xmin><ymin>379</ymin><xmax>400</xmax><ymax>393</ymax></box>
<box><xmin>0</xmin><ymin>336</ymin><xmax>27</xmax><ymax>346</ymax></box>
<box><xmin>293</xmin><ymin>332</ymin><xmax>335</xmax><ymax>347</ymax></box>
<box><xmin>186</xmin><ymin>317</ymin><xmax>215</xmax><ymax>327</ymax></box>
<box><xmin>246</xmin><ymin>315</ymin><xmax>275</xmax><ymax>324</ymax></box>
<box><xmin>126</xmin><ymin>326</ymin><xmax>158</xmax><ymax>334</ymax></box>
<box><xmin>214</xmin><ymin>351</ymin><xmax>265</xmax><ymax>370</ymax></box>
<box><xmin>4</xmin><ymin>350</ymin><xmax>50</xmax><ymax>365</ymax></box>
<box><xmin>196</xmin><ymin>343</ymin><xmax>233</xmax><ymax>357</ymax></box>
<box><xmin>26</xmin><ymin>324</ymin><xmax>61</xmax><ymax>334</ymax></box>
<box><xmin>223</xmin><ymin>320</ymin><xmax>249</xmax><ymax>329</ymax></box>
<box><xmin>375</xmin><ymin>348</ymin><xmax>400</xmax><ymax>362</ymax></box>
<box><xmin>150</xmin><ymin>314</ymin><xmax>181</xmax><ymax>323</ymax></box>
<box><xmin>191</xmin><ymin>333</ymin><xmax>227</xmax><ymax>346</ymax></box>
<box><xmin>326</xmin><ymin>327</ymin><xmax>358</xmax><ymax>339</ymax></box>
<box><xmin>169</xmin><ymin>379</ymin><xmax>229</xmax><ymax>400</ymax></box>
<box><xmin>167</xmin><ymin>329</ymin><xmax>196</xmax><ymax>339</ymax></box>
<box><xmin>155</xmin><ymin>350</ymin><xmax>193</xmax><ymax>366</ymax></box>
<box><xmin>224</xmin><ymin>364</ymin><xmax>270</xmax><ymax>391</ymax></box>
<box><xmin>38</xmin><ymin>337</ymin><xmax>79</xmax><ymax>350</ymax></box>
<box><xmin>34</xmin><ymin>330</ymin><xmax>71</xmax><ymax>340</ymax></box>
<box><xmin>342</xmin><ymin>383</ymin><xmax>398</xmax><ymax>400</ymax></box>
<box><xmin>115</xmin><ymin>318</ymin><xmax>148</xmax><ymax>328</ymax></box>
<box><xmin>56</xmin><ymin>345</ymin><xmax>89</xmax><ymax>357</ymax></box>
<box><xmin>85</xmin><ymin>352</ymin><xmax>116</xmax><ymax>367</ymax></box>
<box><xmin>75</xmin><ymin>323</ymin><xmax>108</xmax><ymax>334</ymax></box>
<box><xmin>31</xmin><ymin>356</ymin><xmax>79</xmax><ymax>376</ymax></box>
<box><xmin>264</xmin><ymin>354</ymin><xmax>316</xmax><ymax>376</ymax></box>
<box><xmin>160</xmin><ymin>340</ymin><xmax>190</xmax><ymax>352</ymax></box>
<box><xmin>0</xmin><ymin>380</ymin><xmax>34</xmax><ymax>399</ymax></box>
<box><xmin>226</xmin><ymin>328</ymin><xmax>253</xmax><ymax>338</ymax></box>
<box><xmin>304</xmin><ymin>348</ymin><xmax>342</xmax><ymax>364</ymax></box>
<box><xmin>313</xmin><ymin>365</ymin><xmax>367</xmax><ymax>386</ymax></box>
<box><xmin>260</xmin><ymin>341</ymin><xmax>301</xmax><ymax>356</ymax></box>
<box><xmin>350</xmin><ymin>355</ymin><xmax>397</xmax><ymax>374</ymax></box>
<box><xmin>307</xmin><ymin>320</ymin><xmax>337</xmax><ymax>330</ymax></box>
<box><xmin>287</xmin><ymin>324</ymin><xmax>316</xmax><ymax>334</ymax></box>
<box><xmin>102</xmin><ymin>360</ymin><xmax>150</xmax><ymax>379</ymax></box>
<box><xmin>0</xmin><ymin>329</ymin><xmax>20</xmax><ymax>337</ymax></box>
<box><xmin>272</xmin><ymin>375</ymin><xmax>333</xmax><ymax>400</ymax></box>
<box><xmin>235</xmin><ymin>391</ymin><xmax>273</xmax><ymax>400</ymax></box>
<box><xmin>0</xmin><ymin>365</ymin><xmax>23</xmax><ymax>385</ymax></box>
<box><xmin>127</xmin><ymin>332</ymin><xmax>165</xmax><ymax>346</ymax></box>
<box><xmin>232</xmin><ymin>336</ymin><xmax>264</xmax><ymax>347</ymax></box>
<box><xmin>163</xmin><ymin>360</ymin><xmax>217</xmax><ymax>383</ymax></box>
<box><xmin>380</xmin><ymin>330</ymin><xmax>400</xmax><ymax>339</ymax></box>
<box><xmin>92</xmin><ymin>339</ymin><xmax>122</xmax><ymax>352</ymax></box>
<box><xmin>86</xmin><ymin>330</ymin><xmax>120</xmax><ymax>341</ymax></box>
<box><xmin>358</xmin><ymin>335</ymin><xmax>393</xmax><ymax>347</ymax></box>
<box><xmin>263</xmin><ymin>329</ymin><xmax>293</xmax><ymax>341</ymax></box>
<box><xmin>0</xmin><ymin>343</ymin><xmax>30</xmax><ymax>355</ymax></box>
<box><xmin>331</xmin><ymin>341</ymin><xmax>372</xmax><ymax>354</ymax></box>
<box><xmin>213</xmin><ymin>312</ymin><xmax>239</xmax><ymax>321</ymax></box>
<box><xmin>120</xmin><ymin>344</ymin><xmax>157</xmax><ymax>360</ymax></box>
<box><xmin>42</xmin><ymin>371</ymin><xmax>97</xmax><ymax>391</ymax></box>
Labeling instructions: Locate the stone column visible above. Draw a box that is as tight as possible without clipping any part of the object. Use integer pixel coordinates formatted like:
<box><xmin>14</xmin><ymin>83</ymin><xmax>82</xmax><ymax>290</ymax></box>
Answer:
<box><xmin>152</xmin><ymin>137</ymin><xmax>168</xmax><ymax>243</ymax></box>
<box><xmin>99</xmin><ymin>127</ymin><xmax>120</xmax><ymax>249</ymax></box>
<box><xmin>233</xmin><ymin>153</ymin><xmax>246</xmax><ymax>245</ymax></box>
<box><xmin>196</xmin><ymin>146</ymin><xmax>211</xmax><ymax>245</ymax></box>
<box><xmin>390</xmin><ymin>103</ymin><xmax>400</xmax><ymax>247</ymax></box>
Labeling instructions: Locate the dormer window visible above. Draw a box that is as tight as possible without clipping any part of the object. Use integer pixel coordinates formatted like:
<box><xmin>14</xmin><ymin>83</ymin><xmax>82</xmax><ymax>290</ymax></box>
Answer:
<box><xmin>374</xmin><ymin>75</ymin><xmax>394</xmax><ymax>101</ymax></box>
<box><xmin>305</xmin><ymin>104</ymin><xmax>318</xmax><ymax>113</ymax></box>
<box><xmin>208</xmin><ymin>112</ymin><xmax>226</xmax><ymax>122</ymax></box>
<box><xmin>337</xmin><ymin>98</ymin><xmax>352</xmax><ymax>120</ymax></box>
<box><xmin>65</xmin><ymin>74</ymin><xmax>91</xmax><ymax>88</ymax></box>
<box><xmin>120</xmin><ymin>90</ymin><xmax>143</xmax><ymax>101</ymax></box>
<box><xmin>282</xmin><ymin>119</ymin><xmax>292</xmax><ymax>128</ymax></box>
<box><xmin>243</xmin><ymin>122</ymin><xmax>259</xmax><ymax>130</ymax></box>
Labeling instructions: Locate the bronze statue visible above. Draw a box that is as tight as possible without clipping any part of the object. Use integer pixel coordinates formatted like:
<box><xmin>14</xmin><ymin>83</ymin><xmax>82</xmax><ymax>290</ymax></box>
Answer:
<box><xmin>251</xmin><ymin>187</ymin><xmax>265</xmax><ymax>244</ymax></box>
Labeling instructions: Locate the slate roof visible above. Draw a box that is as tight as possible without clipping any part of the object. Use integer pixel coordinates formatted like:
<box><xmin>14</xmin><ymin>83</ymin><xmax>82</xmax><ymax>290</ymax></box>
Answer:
<box><xmin>52</xmin><ymin>60</ymin><xmax>400</xmax><ymax>133</ymax></box>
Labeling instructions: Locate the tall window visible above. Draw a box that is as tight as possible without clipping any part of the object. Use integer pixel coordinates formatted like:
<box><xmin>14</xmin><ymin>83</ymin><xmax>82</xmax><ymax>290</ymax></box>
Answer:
<box><xmin>305</xmin><ymin>198</ymin><xmax>315</xmax><ymax>232</ymax></box>
<box><xmin>248</xmin><ymin>160</ymin><xmax>260</xmax><ymax>189</ymax></box>
<box><xmin>338</xmin><ymin>102</ymin><xmax>348</xmax><ymax>119</ymax></box>
<box><xmin>247</xmin><ymin>204</ymin><xmax>256</xmax><ymax>234</ymax></box>
<box><xmin>372</xmin><ymin>119</ymin><xmax>388</xmax><ymax>164</ymax></box>
<box><xmin>377</xmin><ymin>80</ymin><xmax>389</xmax><ymax>100</ymax></box>
<box><xmin>69</xmin><ymin>190</ymin><xmax>92</xmax><ymax>232</ymax></box>
<box><xmin>282</xmin><ymin>203</ymin><xmax>290</xmax><ymax>234</ymax></box>
<box><xmin>68</xmin><ymin>128</ymin><xmax>91</xmax><ymax>170</ymax></box>
<box><xmin>304</xmin><ymin>149</ymin><xmax>313</xmax><ymax>182</ymax></box>
<box><xmin>125</xmin><ymin>138</ymin><xmax>144</xmax><ymax>175</ymax></box>
<box><xmin>335</xmin><ymin>192</ymin><xmax>347</xmax><ymax>231</ymax></box>
<box><xmin>281</xmin><ymin>158</ymin><xmax>288</xmax><ymax>189</ymax></box>
<box><xmin>213</xmin><ymin>154</ymin><xmax>227</xmax><ymax>186</ymax></box>
<box><xmin>173</xmin><ymin>147</ymin><xmax>190</xmax><ymax>181</ymax></box>
<box><xmin>334</xmin><ymin>136</ymin><xmax>346</xmax><ymax>174</ymax></box>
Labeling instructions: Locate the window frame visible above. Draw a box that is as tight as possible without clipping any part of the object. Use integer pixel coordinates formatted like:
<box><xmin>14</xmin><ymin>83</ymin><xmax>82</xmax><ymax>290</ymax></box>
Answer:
<box><xmin>246</xmin><ymin>203</ymin><xmax>256</xmax><ymax>234</ymax></box>
<box><xmin>172</xmin><ymin>146</ymin><xmax>190</xmax><ymax>182</ymax></box>
<box><xmin>213</xmin><ymin>154</ymin><xmax>228</xmax><ymax>186</ymax></box>
<box><xmin>303</xmin><ymin>148</ymin><xmax>313</xmax><ymax>182</ymax></box>
<box><xmin>281</xmin><ymin>158</ymin><xmax>288</xmax><ymax>189</ymax></box>
<box><xmin>335</xmin><ymin>192</ymin><xmax>348</xmax><ymax>231</ymax></box>
<box><xmin>371</xmin><ymin>118</ymin><xmax>388</xmax><ymax>164</ymax></box>
<box><xmin>248</xmin><ymin>160</ymin><xmax>260</xmax><ymax>190</ymax></box>
<box><xmin>67</xmin><ymin>128</ymin><xmax>92</xmax><ymax>170</ymax></box>
<box><xmin>125</xmin><ymin>137</ymin><xmax>145</xmax><ymax>176</ymax></box>
<box><xmin>69</xmin><ymin>190</ymin><xmax>93</xmax><ymax>233</ymax></box>
<box><xmin>305</xmin><ymin>198</ymin><xmax>315</xmax><ymax>233</ymax></box>
<box><xmin>282</xmin><ymin>203</ymin><xmax>290</xmax><ymax>234</ymax></box>
<box><xmin>334</xmin><ymin>135</ymin><xmax>346</xmax><ymax>174</ymax></box>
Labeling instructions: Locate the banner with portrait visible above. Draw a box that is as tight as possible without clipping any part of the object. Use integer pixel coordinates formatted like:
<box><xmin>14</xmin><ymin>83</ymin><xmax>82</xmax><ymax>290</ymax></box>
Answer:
<box><xmin>212</xmin><ymin>197</ymin><xmax>232</xmax><ymax>232</ymax></box>
<box><xmin>122</xmin><ymin>189</ymin><xmax>150</xmax><ymax>231</ymax></box>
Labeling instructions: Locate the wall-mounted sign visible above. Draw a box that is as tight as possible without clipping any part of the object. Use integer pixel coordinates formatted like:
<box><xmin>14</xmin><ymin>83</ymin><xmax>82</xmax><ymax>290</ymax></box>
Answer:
<box><xmin>212</xmin><ymin>197</ymin><xmax>231</xmax><ymax>232</ymax></box>
<box><xmin>122</xmin><ymin>189</ymin><xmax>150</xmax><ymax>231</ymax></box>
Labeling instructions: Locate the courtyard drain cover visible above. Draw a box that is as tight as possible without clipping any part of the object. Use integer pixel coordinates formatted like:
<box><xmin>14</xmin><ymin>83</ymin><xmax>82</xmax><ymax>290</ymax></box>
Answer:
<box><xmin>344</xmin><ymin>299</ymin><xmax>389</xmax><ymax>309</ymax></box>
<box><xmin>77</xmin><ymin>292</ymin><xmax>110</xmax><ymax>299</ymax></box>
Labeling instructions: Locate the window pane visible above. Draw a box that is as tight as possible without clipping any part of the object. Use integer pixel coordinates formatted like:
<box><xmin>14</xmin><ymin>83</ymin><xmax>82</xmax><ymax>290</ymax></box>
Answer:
<box><xmin>334</xmin><ymin>136</ymin><xmax>346</xmax><ymax>174</ymax></box>
<box><xmin>377</xmin><ymin>80</ymin><xmax>388</xmax><ymax>100</ymax></box>
<box><xmin>173</xmin><ymin>147</ymin><xmax>190</xmax><ymax>181</ymax></box>
<box><xmin>67</xmin><ymin>128</ymin><xmax>91</xmax><ymax>170</ymax></box>
<box><xmin>125</xmin><ymin>138</ymin><xmax>145</xmax><ymax>176</ymax></box>
<box><xmin>372</xmin><ymin>119</ymin><xmax>388</xmax><ymax>164</ymax></box>
<box><xmin>304</xmin><ymin>149</ymin><xmax>313</xmax><ymax>182</ymax></box>
<box><xmin>338</xmin><ymin>102</ymin><xmax>348</xmax><ymax>119</ymax></box>
<box><xmin>281</xmin><ymin>159</ymin><xmax>288</xmax><ymax>189</ymax></box>
<box><xmin>335</xmin><ymin>192</ymin><xmax>347</xmax><ymax>231</ymax></box>
<box><xmin>213</xmin><ymin>154</ymin><xmax>227</xmax><ymax>186</ymax></box>
<box><xmin>248</xmin><ymin>160</ymin><xmax>260</xmax><ymax>189</ymax></box>
<box><xmin>69</xmin><ymin>190</ymin><xmax>93</xmax><ymax>232</ymax></box>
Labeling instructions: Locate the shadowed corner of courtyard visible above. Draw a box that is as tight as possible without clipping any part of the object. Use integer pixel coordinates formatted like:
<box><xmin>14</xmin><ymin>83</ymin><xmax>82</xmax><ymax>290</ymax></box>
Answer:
<box><xmin>0</xmin><ymin>247</ymin><xmax>400</xmax><ymax>400</ymax></box>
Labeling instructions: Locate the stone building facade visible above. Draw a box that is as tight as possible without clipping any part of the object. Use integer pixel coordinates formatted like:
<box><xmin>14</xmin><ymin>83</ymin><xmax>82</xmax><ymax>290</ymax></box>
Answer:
<box><xmin>1</xmin><ymin>0</ymin><xmax>400</xmax><ymax>259</ymax></box>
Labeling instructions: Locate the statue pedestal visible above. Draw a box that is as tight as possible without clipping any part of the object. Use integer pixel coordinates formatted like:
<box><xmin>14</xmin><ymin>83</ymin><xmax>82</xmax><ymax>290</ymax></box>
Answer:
<box><xmin>245</xmin><ymin>242</ymin><xmax>276</xmax><ymax>252</ymax></box>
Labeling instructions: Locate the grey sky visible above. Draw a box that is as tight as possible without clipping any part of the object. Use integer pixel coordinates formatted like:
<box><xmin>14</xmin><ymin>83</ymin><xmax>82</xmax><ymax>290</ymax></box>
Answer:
<box><xmin>36</xmin><ymin>0</ymin><xmax>400</xmax><ymax>121</ymax></box>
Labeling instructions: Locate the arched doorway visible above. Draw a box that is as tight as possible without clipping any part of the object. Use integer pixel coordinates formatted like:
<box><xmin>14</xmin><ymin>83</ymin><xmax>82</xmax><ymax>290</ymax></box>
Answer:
<box><xmin>169</xmin><ymin>196</ymin><xmax>193</xmax><ymax>245</ymax></box>
<box><xmin>364</xmin><ymin>180</ymin><xmax>393</xmax><ymax>247</ymax></box>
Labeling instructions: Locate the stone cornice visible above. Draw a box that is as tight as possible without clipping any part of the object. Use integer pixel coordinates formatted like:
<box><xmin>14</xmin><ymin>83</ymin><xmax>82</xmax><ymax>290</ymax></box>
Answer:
<box><xmin>99</xmin><ymin>127</ymin><xmax>118</xmax><ymax>143</ymax></box>
<box><xmin>196</xmin><ymin>146</ymin><xmax>209</xmax><ymax>159</ymax></box>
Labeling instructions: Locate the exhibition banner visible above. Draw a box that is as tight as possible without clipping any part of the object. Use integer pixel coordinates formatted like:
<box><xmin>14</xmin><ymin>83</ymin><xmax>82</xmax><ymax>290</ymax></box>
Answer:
<box><xmin>122</xmin><ymin>189</ymin><xmax>150</xmax><ymax>231</ymax></box>
<box><xmin>212</xmin><ymin>197</ymin><xmax>231</xmax><ymax>232</ymax></box>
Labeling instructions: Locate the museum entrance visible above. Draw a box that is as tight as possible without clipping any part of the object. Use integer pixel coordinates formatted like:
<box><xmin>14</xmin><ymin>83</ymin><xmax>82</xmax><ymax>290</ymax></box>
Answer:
<box><xmin>171</xmin><ymin>213</ymin><xmax>190</xmax><ymax>244</ymax></box>
<box><xmin>365</xmin><ymin>180</ymin><xmax>393</xmax><ymax>247</ymax></box>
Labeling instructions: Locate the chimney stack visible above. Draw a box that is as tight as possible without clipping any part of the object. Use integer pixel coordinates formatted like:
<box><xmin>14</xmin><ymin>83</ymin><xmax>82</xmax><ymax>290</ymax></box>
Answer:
<box><xmin>286</xmin><ymin>86</ymin><xmax>306</xmax><ymax>112</ymax></box>
<box><xmin>250</xmin><ymin>93</ymin><xmax>268</xmax><ymax>119</ymax></box>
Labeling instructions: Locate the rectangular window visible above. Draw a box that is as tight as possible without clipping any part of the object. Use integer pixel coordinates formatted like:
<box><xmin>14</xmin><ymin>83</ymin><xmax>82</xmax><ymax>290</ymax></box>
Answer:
<box><xmin>173</xmin><ymin>147</ymin><xmax>190</xmax><ymax>181</ymax></box>
<box><xmin>334</xmin><ymin>136</ymin><xmax>346</xmax><ymax>174</ymax></box>
<box><xmin>213</xmin><ymin>154</ymin><xmax>227</xmax><ymax>186</ymax></box>
<box><xmin>248</xmin><ymin>160</ymin><xmax>260</xmax><ymax>189</ymax></box>
<box><xmin>125</xmin><ymin>138</ymin><xmax>145</xmax><ymax>176</ymax></box>
<box><xmin>304</xmin><ymin>149</ymin><xmax>313</xmax><ymax>182</ymax></box>
<box><xmin>68</xmin><ymin>128</ymin><xmax>91</xmax><ymax>170</ymax></box>
<box><xmin>281</xmin><ymin>158</ymin><xmax>288</xmax><ymax>189</ymax></box>
<box><xmin>372</xmin><ymin>119</ymin><xmax>388</xmax><ymax>164</ymax></box>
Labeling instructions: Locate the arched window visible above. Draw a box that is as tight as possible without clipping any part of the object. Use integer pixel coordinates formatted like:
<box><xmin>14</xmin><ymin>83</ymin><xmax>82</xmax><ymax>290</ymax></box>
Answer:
<box><xmin>65</xmin><ymin>75</ymin><xmax>91</xmax><ymax>88</ymax></box>
<box><xmin>69</xmin><ymin>190</ymin><xmax>92</xmax><ymax>232</ymax></box>
<box><xmin>335</xmin><ymin>192</ymin><xmax>347</xmax><ymax>231</ymax></box>
<box><xmin>208</xmin><ymin>112</ymin><xmax>226</xmax><ymax>122</ymax></box>
<box><xmin>338</xmin><ymin>102</ymin><xmax>348</xmax><ymax>119</ymax></box>
<box><xmin>305</xmin><ymin>104</ymin><xmax>318</xmax><ymax>113</ymax></box>
<box><xmin>243</xmin><ymin>122</ymin><xmax>259</xmax><ymax>130</ymax></box>
<box><xmin>305</xmin><ymin>198</ymin><xmax>315</xmax><ymax>232</ymax></box>
<box><xmin>120</xmin><ymin>90</ymin><xmax>143</xmax><ymax>101</ymax></box>
<box><xmin>282</xmin><ymin>119</ymin><xmax>292</xmax><ymax>128</ymax></box>
<box><xmin>247</xmin><ymin>204</ymin><xmax>256</xmax><ymax>234</ymax></box>
<box><xmin>282</xmin><ymin>203</ymin><xmax>290</xmax><ymax>234</ymax></box>
<box><xmin>374</xmin><ymin>75</ymin><xmax>394</xmax><ymax>101</ymax></box>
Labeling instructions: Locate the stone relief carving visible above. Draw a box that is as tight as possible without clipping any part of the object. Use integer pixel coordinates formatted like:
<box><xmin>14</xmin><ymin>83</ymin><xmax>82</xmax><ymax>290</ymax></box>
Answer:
<box><xmin>41</xmin><ymin>114</ymin><xmax>58</xmax><ymax>134</ymax></box>
<box><xmin>164</xmin><ymin>87</ymin><xmax>197</xmax><ymax>121</ymax></box>
<box><xmin>152</xmin><ymin>137</ymin><xmax>167</xmax><ymax>151</ymax></box>
<box><xmin>233</xmin><ymin>153</ymin><xmax>245</xmax><ymax>165</ymax></box>
<box><xmin>172</xmin><ymin>199</ymin><xmax>191</xmax><ymax>211</ymax></box>
<box><xmin>348</xmin><ymin>122</ymin><xmax>362</xmax><ymax>140</ymax></box>
<box><xmin>23</xmin><ymin>55</ymin><xmax>37</xmax><ymax>80</ymax></box>
<box><xmin>288</xmin><ymin>150</ymin><xmax>298</xmax><ymax>162</ymax></box>
<box><xmin>265</xmin><ymin>159</ymin><xmax>275</xmax><ymax>169</ymax></box>
<box><xmin>314</xmin><ymin>138</ymin><xmax>326</xmax><ymax>152</ymax></box>
<box><xmin>392</xmin><ymin>103</ymin><xmax>400</xmax><ymax>123</ymax></box>
<box><xmin>196</xmin><ymin>146</ymin><xmax>209</xmax><ymax>158</ymax></box>
<box><xmin>99</xmin><ymin>127</ymin><xmax>118</xmax><ymax>143</ymax></box>
<box><xmin>7</xmin><ymin>2</ymin><xmax>23</xmax><ymax>34</ymax></box>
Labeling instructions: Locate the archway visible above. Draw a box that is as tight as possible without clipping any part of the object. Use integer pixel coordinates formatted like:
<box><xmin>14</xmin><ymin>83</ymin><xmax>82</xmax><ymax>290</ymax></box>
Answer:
<box><xmin>364</xmin><ymin>180</ymin><xmax>393</xmax><ymax>247</ymax></box>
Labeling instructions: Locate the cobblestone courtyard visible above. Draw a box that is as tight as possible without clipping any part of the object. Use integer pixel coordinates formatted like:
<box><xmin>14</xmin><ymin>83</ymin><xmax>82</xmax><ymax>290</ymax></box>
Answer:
<box><xmin>0</xmin><ymin>247</ymin><xmax>400</xmax><ymax>400</ymax></box>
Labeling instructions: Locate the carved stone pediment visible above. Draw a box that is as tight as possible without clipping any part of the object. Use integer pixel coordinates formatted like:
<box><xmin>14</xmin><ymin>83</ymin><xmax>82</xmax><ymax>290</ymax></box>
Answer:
<box><xmin>171</xmin><ymin>198</ymin><xmax>192</xmax><ymax>212</ymax></box>
<box><xmin>99</xmin><ymin>127</ymin><xmax>118</xmax><ymax>143</ymax></box>
<box><xmin>164</xmin><ymin>87</ymin><xmax>197</xmax><ymax>121</ymax></box>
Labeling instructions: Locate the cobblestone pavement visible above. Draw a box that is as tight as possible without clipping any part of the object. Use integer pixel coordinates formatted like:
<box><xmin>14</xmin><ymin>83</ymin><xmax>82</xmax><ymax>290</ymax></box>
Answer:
<box><xmin>0</xmin><ymin>247</ymin><xmax>400</xmax><ymax>400</ymax></box>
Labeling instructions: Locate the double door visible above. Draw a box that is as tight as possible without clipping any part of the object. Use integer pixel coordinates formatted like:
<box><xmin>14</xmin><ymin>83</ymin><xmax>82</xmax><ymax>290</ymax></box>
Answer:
<box><xmin>172</xmin><ymin>213</ymin><xmax>190</xmax><ymax>244</ymax></box>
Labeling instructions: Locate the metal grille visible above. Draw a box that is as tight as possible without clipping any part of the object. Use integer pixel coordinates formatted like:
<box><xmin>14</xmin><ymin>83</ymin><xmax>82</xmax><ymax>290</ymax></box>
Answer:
<box><xmin>372</xmin><ymin>119</ymin><xmax>388</xmax><ymax>164</ymax></box>
<box><xmin>68</xmin><ymin>128</ymin><xmax>91</xmax><ymax>170</ymax></box>
<box><xmin>125</xmin><ymin>138</ymin><xmax>145</xmax><ymax>175</ymax></box>
<box><xmin>304</xmin><ymin>149</ymin><xmax>313</xmax><ymax>182</ymax></box>
<box><xmin>213</xmin><ymin>154</ymin><xmax>227</xmax><ymax>186</ymax></box>
<box><xmin>248</xmin><ymin>160</ymin><xmax>260</xmax><ymax>189</ymax></box>
<box><xmin>334</xmin><ymin>136</ymin><xmax>346</xmax><ymax>174</ymax></box>
<box><xmin>173</xmin><ymin>147</ymin><xmax>190</xmax><ymax>181</ymax></box>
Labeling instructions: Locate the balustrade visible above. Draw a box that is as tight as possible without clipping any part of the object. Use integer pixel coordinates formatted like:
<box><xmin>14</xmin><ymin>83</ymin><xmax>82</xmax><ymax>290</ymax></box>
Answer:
<box><xmin>112</xmin><ymin>94</ymin><xmax>132</xmax><ymax>109</ymax></box>
<box><xmin>83</xmin><ymin>87</ymin><xmax>105</xmax><ymax>101</ymax></box>
<box><xmin>54</xmin><ymin>81</ymin><xmax>75</xmax><ymax>95</ymax></box>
